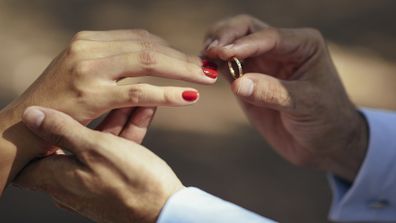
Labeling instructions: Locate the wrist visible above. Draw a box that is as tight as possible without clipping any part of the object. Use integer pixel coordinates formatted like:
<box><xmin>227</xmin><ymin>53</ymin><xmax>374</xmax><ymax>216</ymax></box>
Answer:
<box><xmin>1</xmin><ymin>102</ymin><xmax>49</xmax><ymax>155</ymax></box>
<box><xmin>0</xmin><ymin>104</ymin><xmax>48</xmax><ymax>192</ymax></box>
<box><xmin>324</xmin><ymin>109</ymin><xmax>369</xmax><ymax>182</ymax></box>
<box><xmin>124</xmin><ymin>184</ymin><xmax>185</xmax><ymax>223</ymax></box>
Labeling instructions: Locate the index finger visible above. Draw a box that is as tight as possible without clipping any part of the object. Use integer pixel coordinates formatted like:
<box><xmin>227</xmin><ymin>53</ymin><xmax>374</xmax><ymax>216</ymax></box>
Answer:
<box><xmin>204</xmin><ymin>15</ymin><xmax>268</xmax><ymax>51</ymax></box>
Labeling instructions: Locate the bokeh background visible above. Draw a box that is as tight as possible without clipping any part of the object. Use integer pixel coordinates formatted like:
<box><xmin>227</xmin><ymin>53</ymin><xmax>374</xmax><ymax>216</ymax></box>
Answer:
<box><xmin>1</xmin><ymin>0</ymin><xmax>396</xmax><ymax>222</ymax></box>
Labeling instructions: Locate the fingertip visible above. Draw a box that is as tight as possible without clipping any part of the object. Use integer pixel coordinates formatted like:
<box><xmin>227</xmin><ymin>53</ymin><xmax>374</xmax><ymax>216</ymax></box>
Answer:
<box><xmin>182</xmin><ymin>89</ymin><xmax>200</xmax><ymax>103</ymax></box>
<box><xmin>207</xmin><ymin>39</ymin><xmax>219</xmax><ymax>50</ymax></box>
<box><xmin>200</xmin><ymin>59</ymin><xmax>219</xmax><ymax>82</ymax></box>
<box><xmin>203</xmin><ymin>37</ymin><xmax>214</xmax><ymax>50</ymax></box>
<box><xmin>202</xmin><ymin>67</ymin><xmax>219</xmax><ymax>80</ymax></box>
<box><xmin>23</xmin><ymin>106</ymin><xmax>46</xmax><ymax>130</ymax></box>
<box><xmin>232</xmin><ymin>77</ymin><xmax>254</xmax><ymax>97</ymax></box>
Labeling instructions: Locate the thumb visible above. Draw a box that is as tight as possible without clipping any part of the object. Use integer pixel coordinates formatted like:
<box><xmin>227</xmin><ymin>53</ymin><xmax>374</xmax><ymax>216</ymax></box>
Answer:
<box><xmin>22</xmin><ymin>106</ymin><xmax>94</xmax><ymax>155</ymax></box>
<box><xmin>231</xmin><ymin>73</ymin><xmax>297</xmax><ymax>111</ymax></box>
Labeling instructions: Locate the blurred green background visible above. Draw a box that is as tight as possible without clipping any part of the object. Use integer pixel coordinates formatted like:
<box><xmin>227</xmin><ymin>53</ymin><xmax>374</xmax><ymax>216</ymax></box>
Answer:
<box><xmin>1</xmin><ymin>0</ymin><xmax>396</xmax><ymax>222</ymax></box>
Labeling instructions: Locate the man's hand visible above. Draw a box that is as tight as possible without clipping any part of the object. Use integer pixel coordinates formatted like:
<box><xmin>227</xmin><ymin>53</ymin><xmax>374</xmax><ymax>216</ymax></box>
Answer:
<box><xmin>14</xmin><ymin>106</ymin><xmax>184</xmax><ymax>223</ymax></box>
<box><xmin>203</xmin><ymin>15</ymin><xmax>368</xmax><ymax>181</ymax></box>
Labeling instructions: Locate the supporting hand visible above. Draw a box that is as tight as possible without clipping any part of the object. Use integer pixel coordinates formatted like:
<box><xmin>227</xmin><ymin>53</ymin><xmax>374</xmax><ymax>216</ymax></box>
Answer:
<box><xmin>15</xmin><ymin>106</ymin><xmax>182</xmax><ymax>223</ymax></box>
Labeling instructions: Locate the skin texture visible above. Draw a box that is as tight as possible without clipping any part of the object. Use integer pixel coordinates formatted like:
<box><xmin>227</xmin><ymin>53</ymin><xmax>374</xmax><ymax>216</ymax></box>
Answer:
<box><xmin>0</xmin><ymin>29</ymin><xmax>216</xmax><ymax>195</ymax></box>
<box><xmin>15</xmin><ymin>106</ymin><xmax>184</xmax><ymax>223</ymax></box>
<box><xmin>203</xmin><ymin>15</ymin><xmax>368</xmax><ymax>182</ymax></box>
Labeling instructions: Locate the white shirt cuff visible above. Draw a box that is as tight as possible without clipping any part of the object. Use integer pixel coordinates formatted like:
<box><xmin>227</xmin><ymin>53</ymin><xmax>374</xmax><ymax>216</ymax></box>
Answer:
<box><xmin>329</xmin><ymin>108</ymin><xmax>396</xmax><ymax>222</ymax></box>
<box><xmin>157</xmin><ymin>187</ymin><xmax>276</xmax><ymax>223</ymax></box>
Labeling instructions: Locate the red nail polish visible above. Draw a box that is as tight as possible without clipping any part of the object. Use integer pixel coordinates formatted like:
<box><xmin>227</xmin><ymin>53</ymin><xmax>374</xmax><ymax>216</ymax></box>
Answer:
<box><xmin>182</xmin><ymin>91</ymin><xmax>199</xmax><ymax>102</ymax></box>
<box><xmin>202</xmin><ymin>59</ymin><xmax>218</xmax><ymax>69</ymax></box>
<box><xmin>203</xmin><ymin>67</ymin><xmax>218</xmax><ymax>79</ymax></box>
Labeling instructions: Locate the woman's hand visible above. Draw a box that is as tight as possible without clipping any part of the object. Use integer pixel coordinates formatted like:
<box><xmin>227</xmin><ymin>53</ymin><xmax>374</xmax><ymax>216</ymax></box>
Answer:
<box><xmin>15</xmin><ymin>106</ymin><xmax>181</xmax><ymax>223</ymax></box>
<box><xmin>203</xmin><ymin>15</ymin><xmax>368</xmax><ymax>181</ymax></box>
<box><xmin>9</xmin><ymin>29</ymin><xmax>217</xmax><ymax>123</ymax></box>
<box><xmin>0</xmin><ymin>29</ymin><xmax>218</xmax><ymax>194</ymax></box>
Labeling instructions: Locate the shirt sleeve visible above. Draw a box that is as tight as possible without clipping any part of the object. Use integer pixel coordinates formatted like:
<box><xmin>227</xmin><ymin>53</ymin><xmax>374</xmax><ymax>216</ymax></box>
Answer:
<box><xmin>157</xmin><ymin>187</ymin><xmax>276</xmax><ymax>223</ymax></box>
<box><xmin>328</xmin><ymin>108</ymin><xmax>396</xmax><ymax>222</ymax></box>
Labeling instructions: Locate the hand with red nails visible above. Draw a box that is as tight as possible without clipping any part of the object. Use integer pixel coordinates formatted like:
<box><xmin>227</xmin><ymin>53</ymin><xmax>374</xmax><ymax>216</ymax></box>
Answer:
<box><xmin>14</xmin><ymin>106</ymin><xmax>183</xmax><ymax>223</ymax></box>
<box><xmin>203</xmin><ymin>15</ymin><xmax>368</xmax><ymax>181</ymax></box>
<box><xmin>0</xmin><ymin>29</ymin><xmax>215</xmax><ymax>194</ymax></box>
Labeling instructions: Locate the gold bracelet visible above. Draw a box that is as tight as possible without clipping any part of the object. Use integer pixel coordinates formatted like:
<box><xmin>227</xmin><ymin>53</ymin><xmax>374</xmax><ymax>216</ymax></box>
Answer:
<box><xmin>228</xmin><ymin>57</ymin><xmax>243</xmax><ymax>79</ymax></box>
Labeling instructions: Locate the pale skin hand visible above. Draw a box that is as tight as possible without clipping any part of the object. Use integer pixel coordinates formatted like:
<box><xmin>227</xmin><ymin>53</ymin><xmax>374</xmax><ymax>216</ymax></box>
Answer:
<box><xmin>203</xmin><ymin>15</ymin><xmax>368</xmax><ymax>181</ymax></box>
<box><xmin>15</xmin><ymin>106</ymin><xmax>184</xmax><ymax>223</ymax></box>
<box><xmin>0</xmin><ymin>29</ymin><xmax>216</xmax><ymax>194</ymax></box>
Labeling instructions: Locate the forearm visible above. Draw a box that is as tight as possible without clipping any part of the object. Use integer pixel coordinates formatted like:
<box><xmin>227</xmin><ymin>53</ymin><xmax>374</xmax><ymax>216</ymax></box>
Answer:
<box><xmin>0</xmin><ymin>101</ymin><xmax>46</xmax><ymax>194</ymax></box>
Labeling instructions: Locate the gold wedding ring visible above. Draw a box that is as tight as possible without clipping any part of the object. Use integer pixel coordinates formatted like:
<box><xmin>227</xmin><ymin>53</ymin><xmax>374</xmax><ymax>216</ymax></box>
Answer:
<box><xmin>228</xmin><ymin>57</ymin><xmax>243</xmax><ymax>79</ymax></box>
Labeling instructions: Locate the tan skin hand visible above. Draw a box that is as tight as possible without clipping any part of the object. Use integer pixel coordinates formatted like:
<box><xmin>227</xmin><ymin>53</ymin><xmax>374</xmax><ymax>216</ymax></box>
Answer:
<box><xmin>8</xmin><ymin>29</ymin><xmax>212</xmax><ymax>124</ymax></box>
<box><xmin>204</xmin><ymin>15</ymin><xmax>368</xmax><ymax>181</ymax></box>
<box><xmin>15</xmin><ymin>106</ymin><xmax>184</xmax><ymax>223</ymax></box>
<box><xmin>0</xmin><ymin>29</ymin><xmax>215</xmax><ymax>194</ymax></box>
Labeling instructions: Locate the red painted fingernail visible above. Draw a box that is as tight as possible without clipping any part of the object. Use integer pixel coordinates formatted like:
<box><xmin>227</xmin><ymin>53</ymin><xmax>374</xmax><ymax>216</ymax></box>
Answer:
<box><xmin>182</xmin><ymin>91</ymin><xmax>199</xmax><ymax>102</ymax></box>
<box><xmin>202</xmin><ymin>59</ymin><xmax>218</xmax><ymax>69</ymax></box>
<box><xmin>203</xmin><ymin>67</ymin><xmax>218</xmax><ymax>79</ymax></box>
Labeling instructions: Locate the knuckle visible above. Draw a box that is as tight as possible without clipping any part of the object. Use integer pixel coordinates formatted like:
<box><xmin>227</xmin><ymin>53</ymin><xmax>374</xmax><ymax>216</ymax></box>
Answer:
<box><xmin>127</xmin><ymin>84</ymin><xmax>146</xmax><ymax>104</ymax></box>
<box><xmin>139</xmin><ymin>39</ymin><xmax>155</xmax><ymax>51</ymax></box>
<box><xmin>70</xmin><ymin>63</ymin><xmax>98</xmax><ymax>102</ymax></box>
<box><xmin>74</xmin><ymin>87</ymin><xmax>93</xmax><ymax>105</ymax></box>
<box><xmin>138</xmin><ymin>50</ymin><xmax>157</xmax><ymax>72</ymax></box>
<box><xmin>68</xmin><ymin>39</ymin><xmax>88</xmax><ymax>56</ymax></box>
<box><xmin>131</xmin><ymin>29</ymin><xmax>151</xmax><ymax>39</ymax></box>
<box><xmin>235</xmin><ymin>14</ymin><xmax>253</xmax><ymax>22</ymax></box>
<box><xmin>265</xmin><ymin>27</ymin><xmax>281</xmax><ymax>39</ymax></box>
<box><xmin>73</xmin><ymin>60</ymin><xmax>93</xmax><ymax>76</ymax></box>
<box><xmin>303</xmin><ymin>27</ymin><xmax>325</xmax><ymax>45</ymax></box>
<box><xmin>72</xmin><ymin>31</ymin><xmax>90</xmax><ymax>40</ymax></box>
